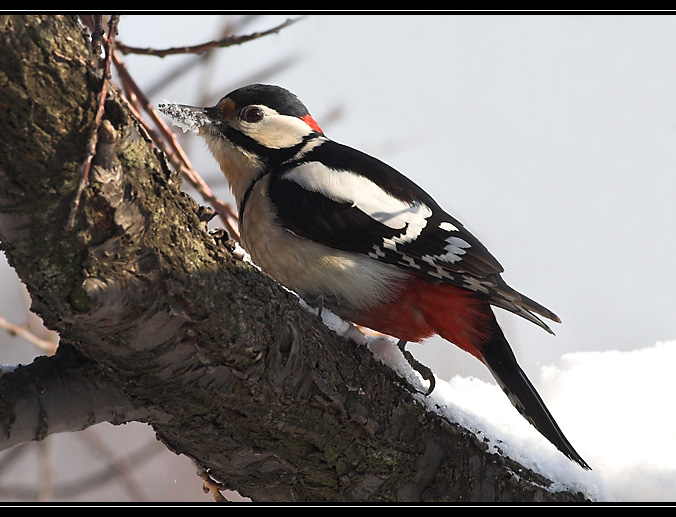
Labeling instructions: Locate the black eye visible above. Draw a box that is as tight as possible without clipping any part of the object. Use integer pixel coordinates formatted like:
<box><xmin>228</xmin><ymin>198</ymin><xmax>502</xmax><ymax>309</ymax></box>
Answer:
<box><xmin>241</xmin><ymin>106</ymin><xmax>264</xmax><ymax>123</ymax></box>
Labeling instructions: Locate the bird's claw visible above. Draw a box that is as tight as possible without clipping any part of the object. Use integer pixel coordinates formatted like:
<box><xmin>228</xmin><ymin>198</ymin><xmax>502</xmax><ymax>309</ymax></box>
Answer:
<box><xmin>397</xmin><ymin>340</ymin><xmax>435</xmax><ymax>395</ymax></box>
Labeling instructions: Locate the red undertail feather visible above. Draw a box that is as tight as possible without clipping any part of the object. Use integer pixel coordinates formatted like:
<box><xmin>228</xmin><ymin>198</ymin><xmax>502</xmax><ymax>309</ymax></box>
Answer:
<box><xmin>353</xmin><ymin>275</ymin><xmax>493</xmax><ymax>357</ymax></box>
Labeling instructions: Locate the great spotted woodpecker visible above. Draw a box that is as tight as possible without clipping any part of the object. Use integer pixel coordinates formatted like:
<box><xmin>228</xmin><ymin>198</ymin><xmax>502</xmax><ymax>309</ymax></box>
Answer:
<box><xmin>159</xmin><ymin>84</ymin><xmax>590</xmax><ymax>470</ymax></box>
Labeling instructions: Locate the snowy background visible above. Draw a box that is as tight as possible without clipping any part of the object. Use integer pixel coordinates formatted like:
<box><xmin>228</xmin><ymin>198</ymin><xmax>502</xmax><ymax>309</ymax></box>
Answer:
<box><xmin>1</xmin><ymin>14</ymin><xmax>675</xmax><ymax>502</ymax></box>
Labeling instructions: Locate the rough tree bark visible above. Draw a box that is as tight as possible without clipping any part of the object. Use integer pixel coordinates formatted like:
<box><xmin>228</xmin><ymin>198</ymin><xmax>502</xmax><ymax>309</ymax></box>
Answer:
<box><xmin>0</xmin><ymin>15</ymin><xmax>588</xmax><ymax>502</ymax></box>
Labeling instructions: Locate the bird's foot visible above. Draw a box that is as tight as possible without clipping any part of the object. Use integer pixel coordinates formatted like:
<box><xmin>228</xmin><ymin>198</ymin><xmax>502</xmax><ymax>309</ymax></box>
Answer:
<box><xmin>397</xmin><ymin>339</ymin><xmax>435</xmax><ymax>395</ymax></box>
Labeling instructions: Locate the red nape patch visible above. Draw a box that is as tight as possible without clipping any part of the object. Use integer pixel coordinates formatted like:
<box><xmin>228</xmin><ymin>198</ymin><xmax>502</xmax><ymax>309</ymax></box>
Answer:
<box><xmin>301</xmin><ymin>114</ymin><xmax>323</xmax><ymax>133</ymax></box>
<box><xmin>351</xmin><ymin>276</ymin><xmax>494</xmax><ymax>359</ymax></box>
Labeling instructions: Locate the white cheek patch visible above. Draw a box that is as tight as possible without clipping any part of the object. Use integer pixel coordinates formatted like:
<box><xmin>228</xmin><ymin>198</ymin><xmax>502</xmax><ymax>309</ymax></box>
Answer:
<box><xmin>283</xmin><ymin>164</ymin><xmax>433</xmax><ymax>241</ymax></box>
<box><xmin>240</xmin><ymin>107</ymin><xmax>314</xmax><ymax>149</ymax></box>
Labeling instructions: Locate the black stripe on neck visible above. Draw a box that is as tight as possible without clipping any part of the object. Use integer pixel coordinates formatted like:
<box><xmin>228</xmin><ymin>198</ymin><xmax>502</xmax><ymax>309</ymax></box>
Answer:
<box><xmin>238</xmin><ymin>171</ymin><xmax>271</xmax><ymax>227</ymax></box>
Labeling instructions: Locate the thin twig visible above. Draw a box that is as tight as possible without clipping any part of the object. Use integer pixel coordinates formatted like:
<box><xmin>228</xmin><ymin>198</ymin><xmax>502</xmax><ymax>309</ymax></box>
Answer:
<box><xmin>90</xmin><ymin>15</ymin><xmax>105</xmax><ymax>56</ymax></box>
<box><xmin>78</xmin><ymin>427</ymin><xmax>150</xmax><ymax>501</ymax></box>
<box><xmin>0</xmin><ymin>315</ymin><xmax>58</xmax><ymax>354</ymax></box>
<box><xmin>0</xmin><ymin>438</ymin><xmax>163</xmax><ymax>500</ymax></box>
<box><xmin>146</xmin><ymin>15</ymin><xmax>246</xmax><ymax>98</ymax></box>
<box><xmin>194</xmin><ymin>462</ymin><xmax>229</xmax><ymax>502</ymax></box>
<box><xmin>112</xmin><ymin>51</ymin><xmax>240</xmax><ymax>240</ymax></box>
<box><xmin>66</xmin><ymin>15</ymin><xmax>120</xmax><ymax>231</ymax></box>
<box><xmin>117</xmin><ymin>92</ymin><xmax>240</xmax><ymax>240</ymax></box>
<box><xmin>116</xmin><ymin>17</ymin><xmax>304</xmax><ymax>58</ymax></box>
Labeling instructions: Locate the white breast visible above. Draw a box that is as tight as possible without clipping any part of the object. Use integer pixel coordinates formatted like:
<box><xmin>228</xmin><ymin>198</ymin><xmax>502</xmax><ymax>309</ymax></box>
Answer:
<box><xmin>240</xmin><ymin>176</ymin><xmax>408</xmax><ymax>316</ymax></box>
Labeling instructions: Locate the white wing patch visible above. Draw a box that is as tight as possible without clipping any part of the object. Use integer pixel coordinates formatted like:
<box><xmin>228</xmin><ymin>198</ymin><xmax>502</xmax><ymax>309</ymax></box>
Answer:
<box><xmin>439</xmin><ymin>221</ymin><xmax>458</xmax><ymax>232</ymax></box>
<box><xmin>425</xmin><ymin>235</ymin><xmax>472</xmax><ymax>264</ymax></box>
<box><xmin>283</xmin><ymin>163</ymin><xmax>432</xmax><ymax>241</ymax></box>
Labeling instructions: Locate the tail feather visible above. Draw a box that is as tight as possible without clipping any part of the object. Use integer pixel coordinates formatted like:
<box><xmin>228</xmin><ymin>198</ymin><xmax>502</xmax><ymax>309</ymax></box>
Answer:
<box><xmin>481</xmin><ymin>319</ymin><xmax>591</xmax><ymax>470</ymax></box>
<box><xmin>487</xmin><ymin>275</ymin><xmax>561</xmax><ymax>335</ymax></box>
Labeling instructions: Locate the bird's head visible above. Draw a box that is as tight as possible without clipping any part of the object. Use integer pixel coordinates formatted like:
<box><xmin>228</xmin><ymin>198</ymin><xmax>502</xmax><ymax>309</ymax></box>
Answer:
<box><xmin>159</xmin><ymin>84</ymin><xmax>323</xmax><ymax>202</ymax></box>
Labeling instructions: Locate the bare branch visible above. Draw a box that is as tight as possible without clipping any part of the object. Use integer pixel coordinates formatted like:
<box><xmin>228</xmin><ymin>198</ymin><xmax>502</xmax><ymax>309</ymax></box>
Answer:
<box><xmin>145</xmin><ymin>15</ymin><xmax>255</xmax><ymax>98</ymax></box>
<box><xmin>116</xmin><ymin>17</ymin><xmax>305</xmax><ymax>58</ymax></box>
<box><xmin>0</xmin><ymin>314</ymin><xmax>57</xmax><ymax>354</ymax></box>
<box><xmin>112</xmin><ymin>50</ymin><xmax>240</xmax><ymax>240</ymax></box>
<box><xmin>195</xmin><ymin>463</ymin><xmax>230</xmax><ymax>502</ymax></box>
<box><xmin>90</xmin><ymin>15</ymin><xmax>105</xmax><ymax>56</ymax></box>
<box><xmin>66</xmin><ymin>15</ymin><xmax>120</xmax><ymax>230</ymax></box>
<box><xmin>0</xmin><ymin>345</ymin><xmax>149</xmax><ymax>453</ymax></box>
<box><xmin>0</xmin><ymin>436</ymin><xmax>164</xmax><ymax>500</ymax></box>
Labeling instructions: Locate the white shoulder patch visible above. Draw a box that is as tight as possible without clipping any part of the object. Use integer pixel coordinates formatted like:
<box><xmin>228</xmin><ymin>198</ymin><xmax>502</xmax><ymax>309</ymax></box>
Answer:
<box><xmin>282</xmin><ymin>164</ymin><xmax>433</xmax><ymax>239</ymax></box>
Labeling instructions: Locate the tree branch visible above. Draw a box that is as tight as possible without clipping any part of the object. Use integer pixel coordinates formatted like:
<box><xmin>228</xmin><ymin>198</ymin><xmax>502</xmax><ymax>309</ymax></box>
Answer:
<box><xmin>0</xmin><ymin>344</ymin><xmax>148</xmax><ymax>452</ymax></box>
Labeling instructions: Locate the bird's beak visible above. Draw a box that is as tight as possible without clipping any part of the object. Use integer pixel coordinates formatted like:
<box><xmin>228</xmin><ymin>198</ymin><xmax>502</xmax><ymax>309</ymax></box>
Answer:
<box><xmin>158</xmin><ymin>102</ymin><xmax>217</xmax><ymax>134</ymax></box>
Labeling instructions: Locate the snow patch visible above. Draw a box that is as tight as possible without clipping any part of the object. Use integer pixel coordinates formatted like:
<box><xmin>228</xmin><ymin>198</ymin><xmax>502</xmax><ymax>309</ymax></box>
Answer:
<box><xmin>158</xmin><ymin>101</ymin><xmax>210</xmax><ymax>134</ymax></box>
